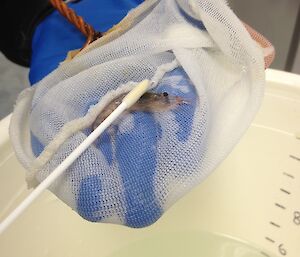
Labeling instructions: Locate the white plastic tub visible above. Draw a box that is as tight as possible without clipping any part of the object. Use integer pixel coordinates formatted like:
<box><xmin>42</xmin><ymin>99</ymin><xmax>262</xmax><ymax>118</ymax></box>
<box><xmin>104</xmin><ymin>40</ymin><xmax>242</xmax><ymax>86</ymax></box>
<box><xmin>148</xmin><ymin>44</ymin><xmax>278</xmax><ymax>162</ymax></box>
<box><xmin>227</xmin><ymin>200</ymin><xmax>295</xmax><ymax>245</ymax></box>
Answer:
<box><xmin>0</xmin><ymin>69</ymin><xmax>299</xmax><ymax>257</ymax></box>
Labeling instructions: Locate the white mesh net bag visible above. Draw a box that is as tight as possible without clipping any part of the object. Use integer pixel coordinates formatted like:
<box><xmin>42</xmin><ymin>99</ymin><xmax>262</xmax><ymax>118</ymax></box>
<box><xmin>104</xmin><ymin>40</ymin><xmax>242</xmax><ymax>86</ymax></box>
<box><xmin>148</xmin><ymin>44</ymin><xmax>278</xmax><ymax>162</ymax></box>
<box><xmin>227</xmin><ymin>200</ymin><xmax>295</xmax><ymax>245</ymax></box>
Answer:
<box><xmin>9</xmin><ymin>0</ymin><xmax>274</xmax><ymax>228</ymax></box>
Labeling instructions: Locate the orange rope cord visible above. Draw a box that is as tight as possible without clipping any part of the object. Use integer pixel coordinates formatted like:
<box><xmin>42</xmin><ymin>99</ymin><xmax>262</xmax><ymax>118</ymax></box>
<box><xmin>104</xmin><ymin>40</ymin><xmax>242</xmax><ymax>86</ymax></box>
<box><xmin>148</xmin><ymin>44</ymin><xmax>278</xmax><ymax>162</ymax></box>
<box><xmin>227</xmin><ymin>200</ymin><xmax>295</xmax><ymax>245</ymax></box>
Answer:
<box><xmin>49</xmin><ymin>0</ymin><xmax>102</xmax><ymax>48</ymax></box>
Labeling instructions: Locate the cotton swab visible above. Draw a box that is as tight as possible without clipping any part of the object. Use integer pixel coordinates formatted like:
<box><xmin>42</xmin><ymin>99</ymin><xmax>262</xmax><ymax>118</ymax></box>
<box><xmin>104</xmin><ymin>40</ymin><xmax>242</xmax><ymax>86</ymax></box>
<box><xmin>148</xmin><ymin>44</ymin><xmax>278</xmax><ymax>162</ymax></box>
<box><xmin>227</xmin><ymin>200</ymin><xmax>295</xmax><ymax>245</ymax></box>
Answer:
<box><xmin>0</xmin><ymin>80</ymin><xmax>150</xmax><ymax>235</ymax></box>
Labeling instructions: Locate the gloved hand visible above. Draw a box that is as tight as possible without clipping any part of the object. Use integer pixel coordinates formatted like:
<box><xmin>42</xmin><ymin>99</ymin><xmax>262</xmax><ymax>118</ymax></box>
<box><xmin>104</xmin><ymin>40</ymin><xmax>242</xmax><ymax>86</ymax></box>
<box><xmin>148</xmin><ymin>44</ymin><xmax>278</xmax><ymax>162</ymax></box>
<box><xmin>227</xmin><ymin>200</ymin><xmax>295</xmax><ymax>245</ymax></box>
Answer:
<box><xmin>28</xmin><ymin>0</ymin><xmax>200</xmax><ymax>227</ymax></box>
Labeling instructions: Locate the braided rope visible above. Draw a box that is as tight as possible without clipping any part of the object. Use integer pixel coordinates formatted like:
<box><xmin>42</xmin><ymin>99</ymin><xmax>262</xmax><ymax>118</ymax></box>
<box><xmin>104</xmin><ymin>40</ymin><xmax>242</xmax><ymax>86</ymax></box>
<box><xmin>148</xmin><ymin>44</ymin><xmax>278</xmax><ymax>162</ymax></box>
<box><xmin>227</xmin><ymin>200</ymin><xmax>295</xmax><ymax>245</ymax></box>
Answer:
<box><xmin>49</xmin><ymin>0</ymin><xmax>102</xmax><ymax>48</ymax></box>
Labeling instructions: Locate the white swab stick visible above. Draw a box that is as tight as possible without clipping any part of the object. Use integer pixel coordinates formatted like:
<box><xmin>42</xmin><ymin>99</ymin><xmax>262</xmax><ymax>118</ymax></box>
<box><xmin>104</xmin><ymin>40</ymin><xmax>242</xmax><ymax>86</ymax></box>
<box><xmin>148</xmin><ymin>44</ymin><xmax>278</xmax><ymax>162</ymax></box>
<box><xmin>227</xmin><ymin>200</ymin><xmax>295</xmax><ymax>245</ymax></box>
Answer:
<box><xmin>0</xmin><ymin>80</ymin><xmax>150</xmax><ymax>235</ymax></box>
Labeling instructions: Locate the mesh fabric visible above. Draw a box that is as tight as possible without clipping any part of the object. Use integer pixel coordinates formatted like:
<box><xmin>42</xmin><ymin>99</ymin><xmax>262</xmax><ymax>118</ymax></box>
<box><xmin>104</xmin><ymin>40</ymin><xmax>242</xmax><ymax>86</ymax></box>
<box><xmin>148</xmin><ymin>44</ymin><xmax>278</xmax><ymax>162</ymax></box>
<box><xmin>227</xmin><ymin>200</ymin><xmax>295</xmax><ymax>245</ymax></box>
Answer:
<box><xmin>9</xmin><ymin>0</ymin><xmax>274</xmax><ymax>228</ymax></box>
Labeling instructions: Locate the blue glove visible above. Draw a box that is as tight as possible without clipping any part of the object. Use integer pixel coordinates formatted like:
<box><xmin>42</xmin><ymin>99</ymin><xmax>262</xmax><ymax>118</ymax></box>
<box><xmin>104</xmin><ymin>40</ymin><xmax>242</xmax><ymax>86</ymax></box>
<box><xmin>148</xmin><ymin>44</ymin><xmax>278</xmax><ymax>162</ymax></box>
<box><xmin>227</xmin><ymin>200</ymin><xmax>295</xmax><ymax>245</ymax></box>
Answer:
<box><xmin>29</xmin><ymin>0</ymin><xmax>200</xmax><ymax>227</ymax></box>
